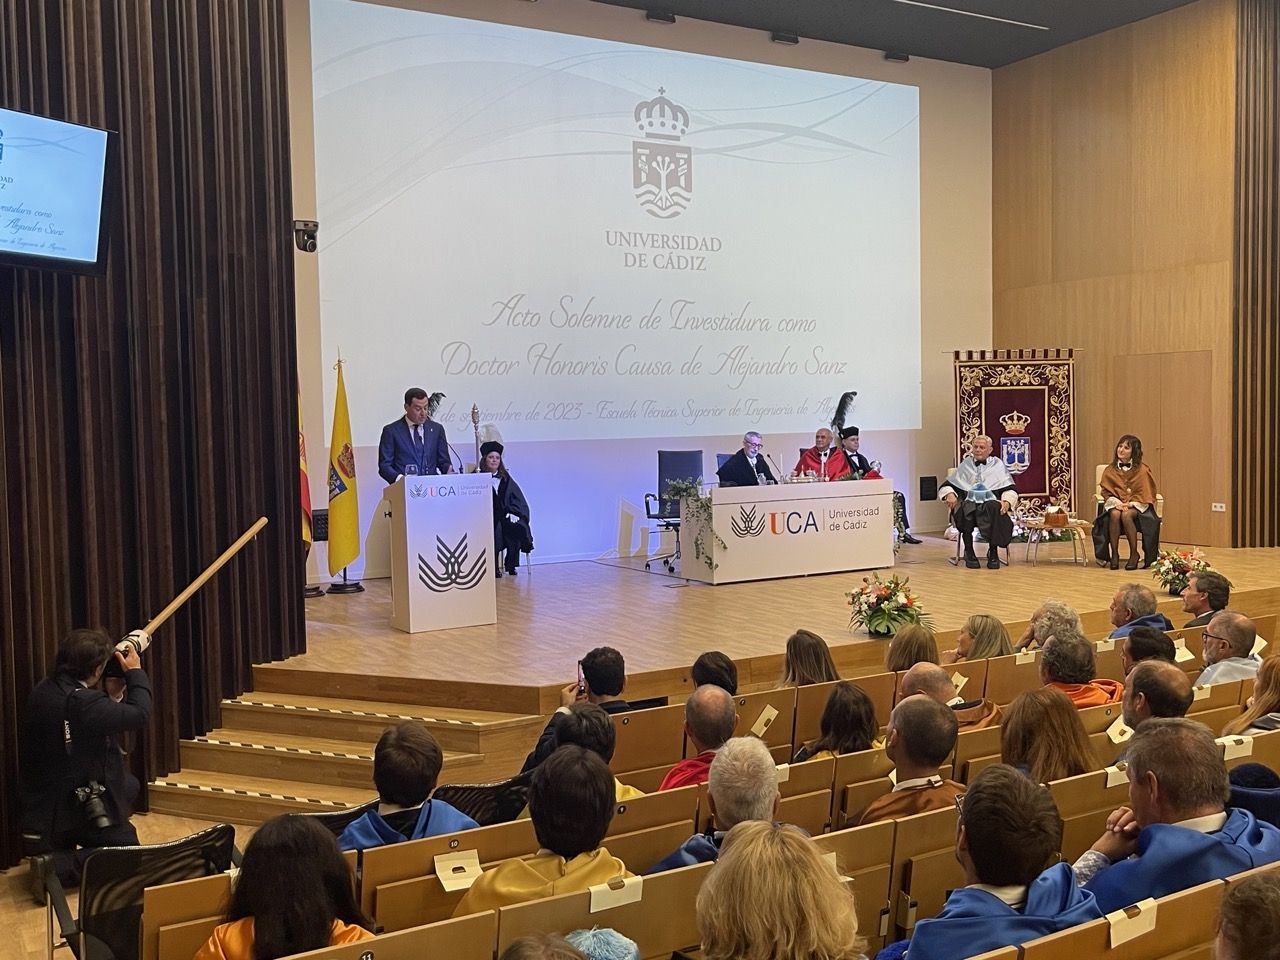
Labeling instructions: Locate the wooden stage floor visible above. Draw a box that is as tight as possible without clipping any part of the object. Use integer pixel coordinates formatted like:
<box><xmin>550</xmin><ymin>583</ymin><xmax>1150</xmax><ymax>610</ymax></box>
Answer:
<box><xmin>297</xmin><ymin>535</ymin><xmax>1280</xmax><ymax>687</ymax></box>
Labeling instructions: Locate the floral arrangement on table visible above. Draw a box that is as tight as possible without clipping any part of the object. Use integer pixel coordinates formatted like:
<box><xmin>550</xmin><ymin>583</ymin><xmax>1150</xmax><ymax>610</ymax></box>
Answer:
<box><xmin>1151</xmin><ymin>548</ymin><xmax>1214</xmax><ymax>594</ymax></box>
<box><xmin>846</xmin><ymin>572</ymin><xmax>931</xmax><ymax>636</ymax></box>
<box><xmin>664</xmin><ymin>478</ymin><xmax>724</xmax><ymax>570</ymax></box>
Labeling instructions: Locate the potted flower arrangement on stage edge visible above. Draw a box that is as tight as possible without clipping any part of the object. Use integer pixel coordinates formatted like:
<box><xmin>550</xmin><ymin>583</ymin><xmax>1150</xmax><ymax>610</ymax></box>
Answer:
<box><xmin>1151</xmin><ymin>548</ymin><xmax>1214</xmax><ymax>596</ymax></box>
<box><xmin>847</xmin><ymin>572</ymin><xmax>931</xmax><ymax>637</ymax></box>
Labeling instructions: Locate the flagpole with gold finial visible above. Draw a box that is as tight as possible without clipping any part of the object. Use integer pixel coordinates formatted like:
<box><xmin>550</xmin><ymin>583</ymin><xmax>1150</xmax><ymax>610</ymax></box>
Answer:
<box><xmin>471</xmin><ymin>404</ymin><xmax>481</xmax><ymax>473</ymax></box>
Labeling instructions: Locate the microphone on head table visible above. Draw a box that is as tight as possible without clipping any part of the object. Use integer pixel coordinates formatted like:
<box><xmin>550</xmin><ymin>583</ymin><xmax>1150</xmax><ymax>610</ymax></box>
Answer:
<box><xmin>765</xmin><ymin>453</ymin><xmax>784</xmax><ymax>484</ymax></box>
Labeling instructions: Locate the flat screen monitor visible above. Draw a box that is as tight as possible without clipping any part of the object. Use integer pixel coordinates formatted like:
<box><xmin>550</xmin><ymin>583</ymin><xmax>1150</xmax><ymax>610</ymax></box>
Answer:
<box><xmin>0</xmin><ymin>106</ymin><xmax>115</xmax><ymax>275</ymax></box>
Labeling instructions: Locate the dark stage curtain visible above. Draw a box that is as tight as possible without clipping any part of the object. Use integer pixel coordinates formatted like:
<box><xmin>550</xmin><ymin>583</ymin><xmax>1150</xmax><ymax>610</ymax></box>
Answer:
<box><xmin>0</xmin><ymin>0</ymin><xmax>304</xmax><ymax>866</ymax></box>
<box><xmin>1233</xmin><ymin>0</ymin><xmax>1280</xmax><ymax>546</ymax></box>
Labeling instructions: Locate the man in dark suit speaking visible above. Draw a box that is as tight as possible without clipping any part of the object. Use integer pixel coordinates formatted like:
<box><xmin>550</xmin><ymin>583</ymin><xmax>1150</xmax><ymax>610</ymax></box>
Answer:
<box><xmin>378</xmin><ymin>387</ymin><xmax>452</xmax><ymax>482</ymax></box>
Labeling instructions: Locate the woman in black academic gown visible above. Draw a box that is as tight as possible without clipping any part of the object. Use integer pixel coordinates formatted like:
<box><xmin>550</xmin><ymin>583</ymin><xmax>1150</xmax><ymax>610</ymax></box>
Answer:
<box><xmin>480</xmin><ymin>441</ymin><xmax>533</xmax><ymax>577</ymax></box>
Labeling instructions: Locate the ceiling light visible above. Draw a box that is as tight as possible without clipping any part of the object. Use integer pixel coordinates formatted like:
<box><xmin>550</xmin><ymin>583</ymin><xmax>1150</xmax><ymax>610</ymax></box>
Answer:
<box><xmin>890</xmin><ymin>0</ymin><xmax>1048</xmax><ymax>31</ymax></box>
<box><xmin>645</xmin><ymin>10</ymin><xmax>676</xmax><ymax>24</ymax></box>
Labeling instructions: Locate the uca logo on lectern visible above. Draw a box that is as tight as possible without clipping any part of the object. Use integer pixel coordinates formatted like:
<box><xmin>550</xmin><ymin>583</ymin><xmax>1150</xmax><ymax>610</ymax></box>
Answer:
<box><xmin>730</xmin><ymin>505</ymin><xmax>766</xmax><ymax>538</ymax></box>
<box><xmin>418</xmin><ymin>534</ymin><xmax>487</xmax><ymax>592</ymax></box>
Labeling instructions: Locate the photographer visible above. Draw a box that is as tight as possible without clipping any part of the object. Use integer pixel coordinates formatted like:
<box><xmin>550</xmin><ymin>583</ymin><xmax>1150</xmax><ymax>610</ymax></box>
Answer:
<box><xmin>20</xmin><ymin>627</ymin><xmax>152</xmax><ymax>887</ymax></box>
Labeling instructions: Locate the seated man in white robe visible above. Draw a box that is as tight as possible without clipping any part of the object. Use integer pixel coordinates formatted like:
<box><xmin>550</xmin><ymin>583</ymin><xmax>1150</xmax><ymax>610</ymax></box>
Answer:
<box><xmin>940</xmin><ymin>435</ymin><xmax>1018</xmax><ymax>569</ymax></box>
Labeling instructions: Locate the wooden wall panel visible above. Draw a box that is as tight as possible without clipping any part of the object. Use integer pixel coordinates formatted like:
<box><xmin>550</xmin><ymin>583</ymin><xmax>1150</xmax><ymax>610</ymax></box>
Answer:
<box><xmin>993</xmin><ymin>0</ymin><xmax>1238</xmax><ymax>546</ymax></box>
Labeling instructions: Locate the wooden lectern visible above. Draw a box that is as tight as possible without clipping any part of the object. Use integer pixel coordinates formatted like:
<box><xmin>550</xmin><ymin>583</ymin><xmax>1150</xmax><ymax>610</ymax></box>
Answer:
<box><xmin>386</xmin><ymin>474</ymin><xmax>497</xmax><ymax>633</ymax></box>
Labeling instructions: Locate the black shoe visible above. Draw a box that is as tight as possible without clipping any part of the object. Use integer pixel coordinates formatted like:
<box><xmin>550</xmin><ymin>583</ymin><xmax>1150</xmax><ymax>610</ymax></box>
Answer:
<box><xmin>1109</xmin><ymin>558</ymin><xmax>1120</xmax><ymax>570</ymax></box>
<box><xmin>505</xmin><ymin>567</ymin><xmax>518</xmax><ymax>576</ymax></box>
<box><xmin>495</xmin><ymin>569</ymin><xmax>503</xmax><ymax>578</ymax></box>
<box><xmin>902</xmin><ymin>533</ymin><xmax>923</xmax><ymax>544</ymax></box>
<box><xmin>987</xmin><ymin>554</ymin><xmax>1001</xmax><ymax>569</ymax></box>
<box><xmin>1125</xmin><ymin>556</ymin><xmax>1140</xmax><ymax>571</ymax></box>
<box><xmin>964</xmin><ymin>554</ymin><xmax>980</xmax><ymax>569</ymax></box>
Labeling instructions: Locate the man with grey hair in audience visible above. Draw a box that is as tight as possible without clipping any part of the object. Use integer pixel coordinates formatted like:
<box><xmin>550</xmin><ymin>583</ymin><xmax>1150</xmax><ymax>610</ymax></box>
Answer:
<box><xmin>1016</xmin><ymin>600</ymin><xmax>1083</xmax><ymax>651</ymax></box>
<box><xmin>658</xmin><ymin>684</ymin><xmax>738</xmax><ymax>790</ymax></box>
<box><xmin>1122</xmin><ymin>660</ymin><xmax>1194</xmax><ymax>730</ymax></box>
<box><xmin>647</xmin><ymin>736</ymin><xmax>779</xmax><ymax>873</ymax></box>
<box><xmin>901</xmin><ymin>661</ymin><xmax>1003</xmax><ymax>729</ymax></box>
<box><xmin>1075</xmin><ymin>718</ymin><xmax>1280</xmax><ymax>913</ymax></box>
<box><xmin>1198</xmin><ymin>611</ymin><xmax>1263</xmax><ymax>685</ymax></box>
<box><xmin>1107</xmin><ymin>583</ymin><xmax>1173</xmax><ymax>639</ymax></box>
<box><xmin>1040</xmin><ymin>633</ymin><xmax>1124</xmax><ymax>707</ymax></box>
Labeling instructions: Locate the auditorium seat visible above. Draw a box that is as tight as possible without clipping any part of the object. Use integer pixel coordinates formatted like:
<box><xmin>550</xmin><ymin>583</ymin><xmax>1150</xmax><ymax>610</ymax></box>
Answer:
<box><xmin>284</xmin><ymin>913</ymin><xmax>497</xmax><ymax>960</ymax></box>
<box><xmin>1018</xmin><ymin>877</ymin><xmax>1221</xmax><ymax>960</ymax></box>
<box><xmin>611</xmin><ymin>703</ymin><xmax>686</xmax><ymax>777</ymax></box>
<box><xmin>885</xmin><ymin>806</ymin><xmax>967</xmax><ymax>942</ymax></box>
<box><xmin>812</xmin><ymin>820</ymin><xmax>895</xmax><ymax>954</ymax></box>
<box><xmin>986</xmin><ymin>649</ymin><xmax>1044</xmax><ymax>705</ymax></box>
<box><xmin>729</xmin><ymin>687</ymin><xmax>798</xmax><ymax>762</ymax></box>
<box><xmin>495</xmin><ymin>862</ymin><xmax>712</xmax><ymax>958</ymax></box>
<box><xmin>1048</xmin><ymin>768</ymin><xmax>1132</xmax><ymax>862</ymax></box>
<box><xmin>606</xmin><ymin>820</ymin><xmax>701</xmax><ymax>874</ymax></box>
<box><xmin>952</xmin><ymin>726</ymin><xmax>1002</xmax><ymax>783</ymax></box>
<box><xmin>142</xmin><ymin>873</ymin><xmax>229</xmax><ymax>960</ymax></box>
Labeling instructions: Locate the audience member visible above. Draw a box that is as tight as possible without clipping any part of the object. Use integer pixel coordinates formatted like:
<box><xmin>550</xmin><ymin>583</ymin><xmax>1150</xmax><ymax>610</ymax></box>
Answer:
<box><xmin>500</xmin><ymin>935</ymin><xmax>587</xmax><ymax>960</ymax></box>
<box><xmin>942</xmin><ymin>613</ymin><xmax>1013</xmax><ymax>664</ymax></box>
<box><xmin>903</xmin><ymin>765</ymin><xmax>1102</xmax><ymax>960</ymax></box>
<box><xmin>1001</xmin><ymin>688</ymin><xmax>1094</xmax><ymax>784</ymax></box>
<box><xmin>1016</xmin><ymin>600</ymin><xmax>1082</xmax><ymax>651</ymax></box>
<box><xmin>901</xmin><ymin>662</ymin><xmax>1002</xmax><ymax>729</ymax></box>
<box><xmin>696</xmin><ymin>821</ymin><xmax>865</xmax><ymax>960</ymax></box>
<box><xmin>856</xmin><ymin>695</ymin><xmax>963</xmax><ymax>825</ymax></box>
<box><xmin>1122</xmin><ymin>660</ymin><xmax>1193</xmax><ymax>730</ymax></box>
<box><xmin>1217</xmin><ymin>871</ymin><xmax>1280</xmax><ymax>960</ymax></box>
<box><xmin>692</xmin><ymin>650</ymin><xmax>738</xmax><ymax>695</ymax></box>
<box><xmin>780</xmin><ymin>630</ymin><xmax>840</xmax><ymax>685</ymax></box>
<box><xmin>792</xmin><ymin>681</ymin><xmax>882</xmax><ymax>762</ymax></box>
<box><xmin>659</xmin><ymin>685</ymin><xmax>738</xmax><ymax>790</ymax></box>
<box><xmin>1182</xmin><ymin>570</ymin><xmax>1231</xmax><ymax>628</ymax></box>
<box><xmin>517</xmin><ymin>704</ymin><xmax>644</xmax><ymax>818</ymax></box>
<box><xmin>884</xmin><ymin>624</ymin><xmax>940</xmax><ymax>673</ymax></box>
<box><xmin>1107</xmin><ymin>583</ymin><xmax>1173</xmax><ymax>639</ymax></box>
<box><xmin>1040</xmin><ymin>634</ymin><xmax>1123</xmax><ymax>707</ymax></box>
<box><xmin>565</xmin><ymin>929</ymin><xmax>640</xmax><ymax>960</ymax></box>
<box><xmin>522</xmin><ymin>647</ymin><xmax>632</xmax><ymax>772</ymax></box>
<box><xmin>649</xmin><ymin>737</ymin><xmax>779</xmax><ymax>873</ymax></box>
<box><xmin>195</xmin><ymin>815</ymin><xmax>373</xmax><ymax>960</ymax></box>
<box><xmin>1223</xmin><ymin>655</ymin><xmax>1280</xmax><ymax>736</ymax></box>
<box><xmin>1120</xmin><ymin>624</ymin><xmax>1176</xmax><ymax>676</ymax></box>
<box><xmin>1199</xmin><ymin>611</ymin><xmax>1263</xmax><ymax>685</ymax></box>
<box><xmin>1076</xmin><ymin>718</ymin><xmax>1280</xmax><ymax>913</ymax></box>
<box><xmin>338</xmin><ymin>721</ymin><xmax>477</xmax><ymax>851</ymax></box>
<box><xmin>455</xmin><ymin>746</ymin><xmax>631</xmax><ymax>915</ymax></box>
<box><xmin>1228</xmin><ymin>764</ymin><xmax>1280</xmax><ymax>829</ymax></box>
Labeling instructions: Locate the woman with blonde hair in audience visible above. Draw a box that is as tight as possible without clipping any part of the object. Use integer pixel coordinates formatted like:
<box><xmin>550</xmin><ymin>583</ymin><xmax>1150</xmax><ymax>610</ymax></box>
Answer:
<box><xmin>942</xmin><ymin>614</ymin><xmax>1013</xmax><ymax>664</ymax></box>
<box><xmin>1223</xmin><ymin>655</ymin><xmax>1280</xmax><ymax>736</ymax></box>
<box><xmin>884</xmin><ymin>623</ymin><xmax>939</xmax><ymax>673</ymax></box>
<box><xmin>195</xmin><ymin>814</ymin><xmax>373</xmax><ymax>960</ymax></box>
<box><xmin>696</xmin><ymin>820</ymin><xmax>866</xmax><ymax>960</ymax></box>
<box><xmin>780</xmin><ymin>629</ymin><xmax>840</xmax><ymax>686</ymax></box>
<box><xmin>1001</xmin><ymin>688</ymin><xmax>1094</xmax><ymax>784</ymax></box>
<box><xmin>792</xmin><ymin>681</ymin><xmax>883</xmax><ymax>762</ymax></box>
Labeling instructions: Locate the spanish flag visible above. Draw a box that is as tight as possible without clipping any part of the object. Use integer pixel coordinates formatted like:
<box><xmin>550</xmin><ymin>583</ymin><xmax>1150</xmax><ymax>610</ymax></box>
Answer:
<box><xmin>327</xmin><ymin>359</ymin><xmax>361</xmax><ymax>574</ymax></box>
<box><xmin>299</xmin><ymin>387</ymin><xmax>313</xmax><ymax>548</ymax></box>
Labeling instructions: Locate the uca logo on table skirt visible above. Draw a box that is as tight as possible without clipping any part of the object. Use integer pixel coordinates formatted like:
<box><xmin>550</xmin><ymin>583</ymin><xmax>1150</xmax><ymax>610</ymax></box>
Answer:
<box><xmin>418</xmin><ymin>535</ymin><xmax>487</xmax><ymax>592</ymax></box>
<box><xmin>731</xmin><ymin>505</ymin><xmax>820</xmax><ymax>537</ymax></box>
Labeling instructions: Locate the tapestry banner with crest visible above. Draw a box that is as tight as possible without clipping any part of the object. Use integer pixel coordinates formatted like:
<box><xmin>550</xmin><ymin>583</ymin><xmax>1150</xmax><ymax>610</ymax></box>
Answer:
<box><xmin>953</xmin><ymin>350</ymin><xmax>1076</xmax><ymax>514</ymax></box>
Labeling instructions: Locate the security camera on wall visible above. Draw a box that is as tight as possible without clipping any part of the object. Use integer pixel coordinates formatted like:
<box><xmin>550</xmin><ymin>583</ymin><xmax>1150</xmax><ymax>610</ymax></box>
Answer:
<box><xmin>293</xmin><ymin>219</ymin><xmax>318</xmax><ymax>253</ymax></box>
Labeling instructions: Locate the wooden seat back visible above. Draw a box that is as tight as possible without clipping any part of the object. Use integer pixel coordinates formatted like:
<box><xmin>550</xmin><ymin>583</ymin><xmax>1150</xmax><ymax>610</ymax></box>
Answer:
<box><xmin>793</xmin><ymin>680</ymin><xmax>839</xmax><ymax>753</ymax></box>
<box><xmin>937</xmin><ymin>659</ymin><xmax>989</xmax><ymax>705</ymax></box>
<box><xmin>813</xmin><ymin>821</ymin><xmax>895</xmax><ymax>954</ymax></box>
<box><xmin>777</xmin><ymin>789</ymin><xmax>834</xmax><ymax>835</ymax></box>
<box><xmin>495</xmin><ymin>862</ymin><xmax>712</xmax><ymax>958</ymax></box>
<box><xmin>1018</xmin><ymin>879</ymin><xmax>1223</xmax><ymax>960</ymax></box>
<box><xmin>778</xmin><ymin>755</ymin><xmax>835</xmax><ymax>798</ymax></box>
<box><xmin>612</xmin><ymin>704</ymin><xmax>686</xmax><ymax>775</ymax></box>
<box><xmin>286</xmin><ymin>913</ymin><xmax>496</xmax><ymax>960</ymax></box>
<box><xmin>986</xmin><ymin>650</ymin><xmax>1044</xmax><ymax>704</ymax></box>
<box><xmin>360</xmin><ymin>820</ymin><xmax>533</xmax><ymax>916</ymax></box>
<box><xmin>1049</xmin><ymin>769</ymin><xmax>1131</xmax><ymax>862</ymax></box>
<box><xmin>1188</xmin><ymin>679</ymin><xmax>1244</xmax><ymax>711</ymax></box>
<box><xmin>607</xmin><ymin>785</ymin><xmax>698</xmax><ymax>836</ymax></box>
<box><xmin>886</xmin><ymin>806</ymin><xmax>965</xmax><ymax>941</ymax></box>
<box><xmin>606</xmin><ymin>821</ymin><xmax>699</xmax><ymax>875</ymax></box>
<box><xmin>730</xmin><ymin>687</ymin><xmax>798</xmax><ymax>756</ymax></box>
<box><xmin>952</xmin><ymin>726</ymin><xmax>1003</xmax><ymax>783</ymax></box>
<box><xmin>143</xmin><ymin>873</ymin><xmax>230</xmax><ymax>960</ymax></box>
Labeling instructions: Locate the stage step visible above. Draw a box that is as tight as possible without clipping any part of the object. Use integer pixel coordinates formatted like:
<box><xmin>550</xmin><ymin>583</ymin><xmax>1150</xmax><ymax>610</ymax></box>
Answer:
<box><xmin>176</xmin><ymin>727</ymin><xmax>485</xmax><ymax>790</ymax></box>
<box><xmin>148</xmin><ymin>770</ymin><xmax>377</xmax><ymax>823</ymax></box>
<box><xmin>219</xmin><ymin>691</ymin><xmax>537</xmax><ymax>753</ymax></box>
